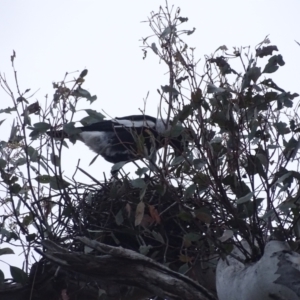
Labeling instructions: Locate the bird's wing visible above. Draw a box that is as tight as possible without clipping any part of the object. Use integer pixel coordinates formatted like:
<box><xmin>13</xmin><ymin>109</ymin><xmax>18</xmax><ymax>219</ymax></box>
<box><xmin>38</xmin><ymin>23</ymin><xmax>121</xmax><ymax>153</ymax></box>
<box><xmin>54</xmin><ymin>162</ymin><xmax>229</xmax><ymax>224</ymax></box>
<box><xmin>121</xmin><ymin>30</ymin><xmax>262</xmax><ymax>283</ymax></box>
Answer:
<box><xmin>115</xmin><ymin>115</ymin><xmax>157</xmax><ymax>129</ymax></box>
<box><xmin>80</xmin><ymin>116</ymin><xmax>158</xmax><ymax>133</ymax></box>
<box><xmin>80</xmin><ymin>120</ymin><xmax>119</xmax><ymax>132</ymax></box>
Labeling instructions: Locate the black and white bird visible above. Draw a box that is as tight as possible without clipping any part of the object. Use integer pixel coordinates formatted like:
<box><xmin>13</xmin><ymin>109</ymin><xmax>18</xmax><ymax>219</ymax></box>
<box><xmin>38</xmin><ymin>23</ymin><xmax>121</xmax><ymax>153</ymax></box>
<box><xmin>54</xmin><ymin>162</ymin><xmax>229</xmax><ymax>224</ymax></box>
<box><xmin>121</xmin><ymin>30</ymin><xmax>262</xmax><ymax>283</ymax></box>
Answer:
<box><xmin>47</xmin><ymin>115</ymin><xmax>184</xmax><ymax>165</ymax></box>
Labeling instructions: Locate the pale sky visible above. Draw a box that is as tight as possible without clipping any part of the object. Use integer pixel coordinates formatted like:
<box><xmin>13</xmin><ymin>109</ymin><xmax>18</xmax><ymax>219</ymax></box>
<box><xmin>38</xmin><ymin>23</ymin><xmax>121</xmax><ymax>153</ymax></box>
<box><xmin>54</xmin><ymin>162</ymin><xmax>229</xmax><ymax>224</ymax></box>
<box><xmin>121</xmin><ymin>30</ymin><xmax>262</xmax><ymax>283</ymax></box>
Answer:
<box><xmin>0</xmin><ymin>0</ymin><xmax>299</xmax><ymax>277</ymax></box>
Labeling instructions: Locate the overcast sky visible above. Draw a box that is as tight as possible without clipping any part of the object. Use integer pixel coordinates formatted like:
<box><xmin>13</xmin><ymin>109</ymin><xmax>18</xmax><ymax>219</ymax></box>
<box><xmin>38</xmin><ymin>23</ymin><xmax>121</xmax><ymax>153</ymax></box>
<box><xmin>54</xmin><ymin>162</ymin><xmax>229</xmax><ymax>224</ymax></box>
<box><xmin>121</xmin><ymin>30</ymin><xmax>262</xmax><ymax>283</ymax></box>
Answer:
<box><xmin>0</xmin><ymin>0</ymin><xmax>299</xmax><ymax>276</ymax></box>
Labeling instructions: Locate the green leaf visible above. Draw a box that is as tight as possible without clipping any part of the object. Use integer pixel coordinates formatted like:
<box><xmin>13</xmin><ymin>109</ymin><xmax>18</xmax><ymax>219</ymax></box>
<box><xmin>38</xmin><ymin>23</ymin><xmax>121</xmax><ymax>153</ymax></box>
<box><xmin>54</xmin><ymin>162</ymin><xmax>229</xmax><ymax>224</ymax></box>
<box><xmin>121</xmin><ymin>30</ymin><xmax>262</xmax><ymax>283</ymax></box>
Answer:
<box><xmin>29</xmin><ymin>129</ymin><xmax>40</xmax><ymax>140</ymax></box>
<box><xmin>50</xmin><ymin>153</ymin><xmax>60</xmax><ymax>167</ymax></box>
<box><xmin>139</xmin><ymin>245</ymin><xmax>152</xmax><ymax>255</ymax></box>
<box><xmin>15</xmin><ymin>157</ymin><xmax>27</xmax><ymax>166</ymax></box>
<box><xmin>262</xmin><ymin>209</ymin><xmax>276</xmax><ymax>220</ymax></box>
<box><xmin>79</xmin><ymin>69</ymin><xmax>88</xmax><ymax>78</ymax></box>
<box><xmin>178</xmin><ymin>17</ymin><xmax>188</xmax><ymax>23</ymax></box>
<box><xmin>49</xmin><ymin>176</ymin><xmax>70</xmax><ymax>190</ymax></box>
<box><xmin>242</xmin><ymin>66</ymin><xmax>261</xmax><ymax>90</ymax></box>
<box><xmin>209</xmin><ymin>56</ymin><xmax>233</xmax><ymax>75</ymax></box>
<box><xmin>35</xmin><ymin>175</ymin><xmax>51</xmax><ymax>184</ymax></box>
<box><xmin>74</xmin><ymin>86</ymin><xmax>90</xmax><ymax>98</ymax></box>
<box><xmin>0</xmin><ymin>247</ymin><xmax>14</xmax><ymax>255</ymax></box>
<box><xmin>193</xmin><ymin>158</ymin><xmax>206</xmax><ymax>170</ymax></box>
<box><xmin>33</xmin><ymin>122</ymin><xmax>51</xmax><ymax>131</ymax></box>
<box><xmin>161</xmin><ymin>85</ymin><xmax>179</xmax><ymax>96</ymax></box>
<box><xmin>0</xmin><ymin>107</ymin><xmax>16</xmax><ymax>114</ymax></box>
<box><xmin>63</xmin><ymin>122</ymin><xmax>82</xmax><ymax>135</ymax></box>
<box><xmin>89</xmin><ymin>95</ymin><xmax>97</xmax><ymax>103</ymax></box>
<box><xmin>111</xmin><ymin>161</ymin><xmax>126</xmax><ymax>172</ymax></box>
<box><xmin>89</xmin><ymin>154</ymin><xmax>99</xmax><ymax>166</ymax></box>
<box><xmin>195</xmin><ymin>208</ymin><xmax>212</xmax><ymax>223</ymax></box>
<box><xmin>10</xmin><ymin>266</ymin><xmax>28</xmax><ymax>284</ymax></box>
<box><xmin>262</xmin><ymin>55</ymin><xmax>285</xmax><ymax>74</ymax></box>
<box><xmin>177</xmin><ymin>105</ymin><xmax>193</xmax><ymax>122</ymax></box>
<box><xmin>26</xmin><ymin>233</ymin><xmax>37</xmax><ymax>242</ymax></box>
<box><xmin>192</xmin><ymin>173</ymin><xmax>210</xmax><ymax>190</ymax></box>
<box><xmin>160</xmin><ymin>25</ymin><xmax>175</xmax><ymax>39</ymax></box>
<box><xmin>177</xmin><ymin>211</ymin><xmax>192</xmax><ymax>222</ymax></box>
<box><xmin>80</xmin><ymin>116</ymin><xmax>100</xmax><ymax>126</ymax></box>
<box><xmin>223</xmin><ymin>174</ymin><xmax>251</xmax><ymax>198</ymax></box>
<box><xmin>170</xmin><ymin>124</ymin><xmax>184</xmax><ymax>137</ymax></box>
<box><xmin>283</xmin><ymin>137</ymin><xmax>300</xmax><ymax>161</ymax></box>
<box><xmin>69</xmin><ymin>102</ymin><xmax>76</xmax><ymax>113</ymax></box>
<box><xmin>22</xmin><ymin>214</ymin><xmax>33</xmax><ymax>226</ymax></box>
<box><xmin>184</xmin><ymin>233</ymin><xmax>201</xmax><ymax>242</ymax></box>
<box><xmin>237</xmin><ymin>192</ymin><xmax>254</xmax><ymax>204</ymax></box>
<box><xmin>23</xmin><ymin>112</ymin><xmax>31</xmax><ymax>126</ymax></box>
<box><xmin>178</xmin><ymin>263</ymin><xmax>189</xmax><ymax>274</ymax></box>
<box><xmin>135</xmin><ymin>167</ymin><xmax>149</xmax><ymax>177</ymax></box>
<box><xmin>0</xmin><ymin>159</ymin><xmax>6</xmax><ymax>169</ymax></box>
<box><xmin>274</xmin><ymin>122</ymin><xmax>290</xmax><ymax>135</ymax></box>
<box><xmin>219</xmin><ymin>229</ymin><xmax>234</xmax><ymax>242</ymax></box>
<box><xmin>8</xmin><ymin>122</ymin><xmax>18</xmax><ymax>143</ymax></box>
<box><xmin>9</xmin><ymin>184</ymin><xmax>21</xmax><ymax>194</ymax></box>
<box><xmin>27</xmin><ymin>146</ymin><xmax>38</xmax><ymax>162</ymax></box>
<box><xmin>276</xmin><ymin>171</ymin><xmax>292</xmax><ymax>185</ymax></box>
<box><xmin>85</xmin><ymin>109</ymin><xmax>105</xmax><ymax>121</ymax></box>
<box><xmin>148</xmin><ymin>150</ymin><xmax>157</xmax><ymax>171</ymax></box>
<box><xmin>244</xmin><ymin>154</ymin><xmax>267</xmax><ymax>179</ymax></box>
<box><xmin>131</xmin><ymin>178</ymin><xmax>146</xmax><ymax>189</ymax></box>
<box><xmin>260</xmin><ymin>78</ymin><xmax>285</xmax><ymax>93</ymax></box>
<box><xmin>73</xmin><ymin>87</ymin><xmax>97</xmax><ymax>103</ymax></box>
<box><xmin>151</xmin><ymin>230</ymin><xmax>164</xmax><ymax>243</ymax></box>
<box><xmin>187</xmin><ymin>27</ymin><xmax>196</xmax><ymax>35</ymax></box>
<box><xmin>0</xmin><ymin>269</ymin><xmax>4</xmax><ymax>285</ymax></box>
<box><xmin>207</xmin><ymin>83</ymin><xmax>225</xmax><ymax>94</ymax></box>
<box><xmin>256</xmin><ymin>45</ymin><xmax>278</xmax><ymax>58</ymax></box>
<box><xmin>277</xmin><ymin>92</ymin><xmax>298</xmax><ymax>109</ymax></box>
<box><xmin>238</xmin><ymin>198</ymin><xmax>264</xmax><ymax>219</ymax></box>
<box><xmin>171</xmin><ymin>155</ymin><xmax>184</xmax><ymax>166</ymax></box>
<box><xmin>0</xmin><ymin>228</ymin><xmax>19</xmax><ymax>242</ymax></box>
<box><xmin>151</xmin><ymin>42</ymin><xmax>158</xmax><ymax>54</ymax></box>
<box><xmin>184</xmin><ymin>184</ymin><xmax>196</xmax><ymax>198</ymax></box>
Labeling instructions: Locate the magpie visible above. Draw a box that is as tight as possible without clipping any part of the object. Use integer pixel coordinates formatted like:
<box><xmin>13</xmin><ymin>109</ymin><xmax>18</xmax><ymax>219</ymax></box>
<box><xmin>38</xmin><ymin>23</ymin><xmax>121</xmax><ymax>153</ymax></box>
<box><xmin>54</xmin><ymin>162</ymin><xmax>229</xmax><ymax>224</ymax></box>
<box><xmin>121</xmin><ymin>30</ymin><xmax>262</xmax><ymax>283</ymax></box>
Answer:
<box><xmin>47</xmin><ymin>115</ymin><xmax>184</xmax><ymax>164</ymax></box>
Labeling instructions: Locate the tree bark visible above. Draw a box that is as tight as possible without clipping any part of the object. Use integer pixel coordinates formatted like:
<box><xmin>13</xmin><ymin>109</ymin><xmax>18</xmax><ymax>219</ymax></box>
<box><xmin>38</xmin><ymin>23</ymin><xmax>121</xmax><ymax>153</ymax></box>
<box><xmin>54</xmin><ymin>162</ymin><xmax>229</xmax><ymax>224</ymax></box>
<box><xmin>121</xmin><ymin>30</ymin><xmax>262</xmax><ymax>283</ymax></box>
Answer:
<box><xmin>33</xmin><ymin>237</ymin><xmax>217</xmax><ymax>300</ymax></box>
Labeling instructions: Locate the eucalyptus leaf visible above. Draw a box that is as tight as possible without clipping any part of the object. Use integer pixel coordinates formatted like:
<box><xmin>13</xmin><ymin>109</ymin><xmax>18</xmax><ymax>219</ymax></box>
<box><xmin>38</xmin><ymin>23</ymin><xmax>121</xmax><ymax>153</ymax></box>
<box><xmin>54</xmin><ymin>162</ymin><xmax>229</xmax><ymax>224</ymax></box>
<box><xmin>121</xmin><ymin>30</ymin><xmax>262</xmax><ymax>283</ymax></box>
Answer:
<box><xmin>35</xmin><ymin>175</ymin><xmax>51</xmax><ymax>184</ymax></box>
<box><xmin>0</xmin><ymin>159</ymin><xmax>6</xmax><ymax>169</ymax></box>
<box><xmin>0</xmin><ymin>247</ymin><xmax>14</xmax><ymax>255</ymax></box>
<box><xmin>131</xmin><ymin>178</ymin><xmax>146</xmax><ymax>189</ymax></box>
<box><xmin>50</xmin><ymin>153</ymin><xmax>60</xmax><ymax>167</ymax></box>
<box><xmin>33</xmin><ymin>122</ymin><xmax>51</xmax><ymax>131</ymax></box>
<box><xmin>10</xmin><ymin>266</ymin><xmax>28</xmax><ymax>284</ymax></box>
<box><xmin>237</xmin><ymin>192</ymin><xmax>254</xmax><ymax>204</ymax></box>
<box><xmin>161</xmin><ymin>85</ymin><xmax>179</xmax><ymax>96</ymax></box>
<box><xmin>85</xmin><ymin>109</ymin><xmax>105</xmax><ymax>121</ymax></box>
<box><xmin>171</xmin><ymin>155</ymin><xmax>184</xmax><ymax>166</ymax></box>
<box><xmin>135</xmin><ymin>167</ymin><xmax>149</xmax><ymax>177</ymax></box>
<box><xmin>111</xmin><ymin>161</ymin><xmax>126</xmax><ymax>172</ymax></box>
<box><xmin>49</xmin><ymin>176</ymin><xmax>70</xmax><ymax>190</ymax></box>
<box><xmin>184</xmin><ymin>184</ymin><xmax>196</xmax><ymax>198</ymax></box>
<box><xmin>0</xmin><ymin>269</ymin><xmax>4</xmax><ymax>284</ymax></box>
